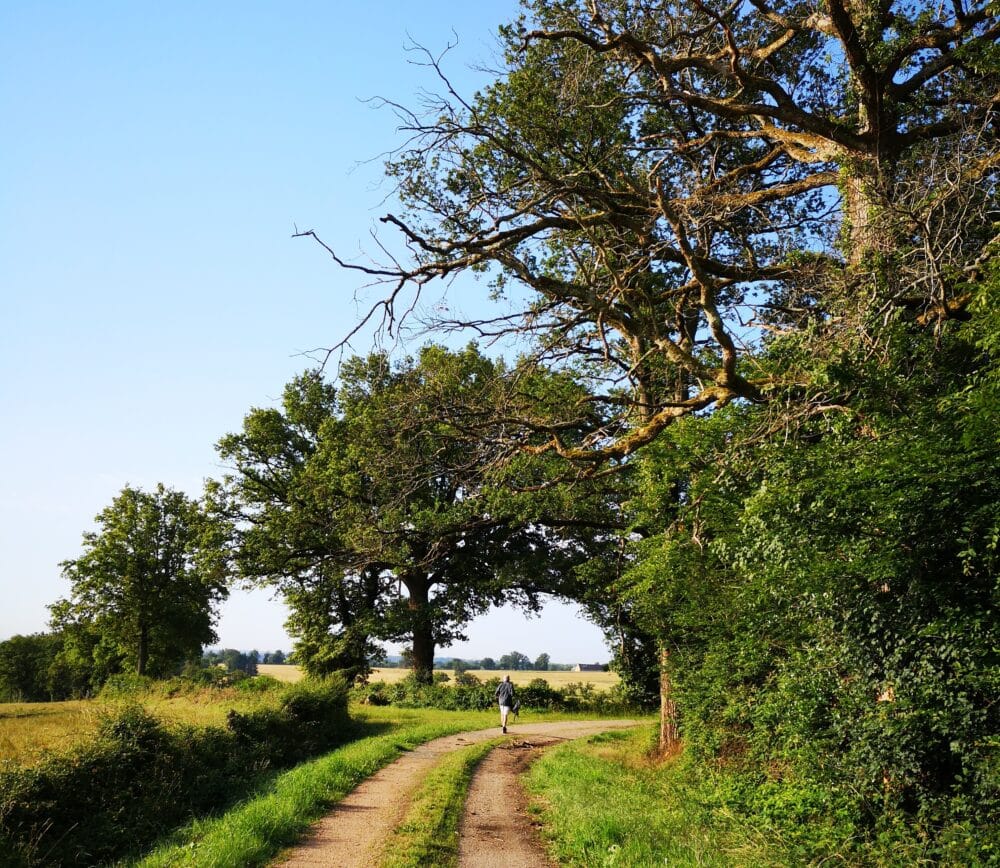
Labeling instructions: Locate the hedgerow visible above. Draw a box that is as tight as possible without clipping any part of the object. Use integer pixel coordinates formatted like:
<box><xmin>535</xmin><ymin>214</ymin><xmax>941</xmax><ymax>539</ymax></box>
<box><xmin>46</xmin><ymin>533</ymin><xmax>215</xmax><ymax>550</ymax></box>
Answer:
<box><xmin>0</xmin><ymin>675</ymin><xmax>349</xmax><ymax>866</ymax></box>
<box><xmin>352</xmin><ymin>674</ymin><xmax>637</xmax><ymax>716</ymax></box>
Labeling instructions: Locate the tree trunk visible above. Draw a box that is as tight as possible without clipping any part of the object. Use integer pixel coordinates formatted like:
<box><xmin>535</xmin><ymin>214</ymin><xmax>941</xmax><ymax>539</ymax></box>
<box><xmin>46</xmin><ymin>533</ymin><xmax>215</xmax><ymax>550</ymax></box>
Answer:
<box><xmin>137</xmin><ymin>620</ymin><xmax>149</xmax><ymax>677</ymax></box>
<box><xmin>842</xmin><ymin>156</ymin><xmax>894</xmax><ymax>268</ymax></box>
<box><xmin>405</xmin><ymin>576</ymin><xmax>435</xmax><ymax>684</ymax></box>
<box><xmin>658</xmin><ymin>643</ymin><xmax>679</xmax><ymax>754</ymax></box>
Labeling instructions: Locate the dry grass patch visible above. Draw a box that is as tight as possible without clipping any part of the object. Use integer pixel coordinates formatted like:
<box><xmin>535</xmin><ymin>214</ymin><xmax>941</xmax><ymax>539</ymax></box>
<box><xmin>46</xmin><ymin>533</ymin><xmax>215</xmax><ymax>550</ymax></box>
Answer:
<box><xmin>0</xmin><ymin>700</ymin><xmax>100</xmax><ymax>765</ymax></box>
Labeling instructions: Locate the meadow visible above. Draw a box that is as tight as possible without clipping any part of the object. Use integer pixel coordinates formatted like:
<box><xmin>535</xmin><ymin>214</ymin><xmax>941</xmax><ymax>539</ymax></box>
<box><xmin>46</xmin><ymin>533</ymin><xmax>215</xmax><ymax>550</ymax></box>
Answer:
<box><xmin>0</xmin><ymin>682</ymin><xmax>296</xmax><ymax>767</ymax></box>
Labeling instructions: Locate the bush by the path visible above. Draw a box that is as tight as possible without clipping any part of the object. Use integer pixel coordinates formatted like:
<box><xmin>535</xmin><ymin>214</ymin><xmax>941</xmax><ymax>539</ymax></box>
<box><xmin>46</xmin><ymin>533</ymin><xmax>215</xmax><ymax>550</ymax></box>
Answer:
<box><xmin>352</xmin><ymin>674</ymin><xmax>637</xmax><ymax>715</ymax></box>
<box><xmin>0</xmin><ymin>676</ymin><xmax>349</xmax><ymax>866</ymax></box>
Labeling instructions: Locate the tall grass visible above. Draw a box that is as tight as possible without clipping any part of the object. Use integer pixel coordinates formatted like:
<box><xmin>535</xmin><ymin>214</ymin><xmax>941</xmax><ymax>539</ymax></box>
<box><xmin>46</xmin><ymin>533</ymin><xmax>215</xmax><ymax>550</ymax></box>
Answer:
<box><xmin>525</xmin><ymin>726</ymin><xmax>779</xmax><ymax>867</ymax></box>
<box><xmin>0</xmin><ymin>701</ymin><xmax>99</xmax><ymax>766</ymax></box>
<box><xmin>134</xmin><ymin>711</ymin><xmax>502</xmax><ymax>868</ymax></box>
<box><xmin>0</xmin><ymin>678</ymin><xmax>290</xmax><ymax>768</ymax></box>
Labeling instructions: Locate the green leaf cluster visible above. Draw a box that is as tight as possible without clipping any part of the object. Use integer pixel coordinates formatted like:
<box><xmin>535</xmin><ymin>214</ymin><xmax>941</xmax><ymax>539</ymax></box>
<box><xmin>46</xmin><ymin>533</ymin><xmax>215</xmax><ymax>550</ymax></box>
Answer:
<box><xmin>50</xmin><ymin>484</ymin><xmax>228</xmax><ymax>683</ymax></box>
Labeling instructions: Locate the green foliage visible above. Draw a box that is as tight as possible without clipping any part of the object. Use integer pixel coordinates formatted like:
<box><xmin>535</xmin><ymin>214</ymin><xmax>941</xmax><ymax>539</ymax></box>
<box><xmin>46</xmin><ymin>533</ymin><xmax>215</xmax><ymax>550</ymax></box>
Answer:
<box><xmin>352</xmin><ymin>676</ymin><xmax>635</xmax><ymax>716</ymax></box>
<box><xmin>50</xmin><ymin>484</ymin><xmax>228</xmax><ymax>680</ymax></box>
<box><xmin>0</xmin><ymin>677</ymin><xmax>349</xmax><ymax>866</ymax></box>
<box><xmin>98</xmin><ymin>671</ymin><xmax>155</xmax><ymax>698</ymax></box>
<box><xmin>498</xmin><ymin>650</ymin><xmax>532</xmax><ymax>670</ymax></box>
<box><xmin>612</xmin><ymin>286</ymin><xmax>1000</xmax><ymax>859</ymax></box>
<box><xmin>203</xmin><ymin>647</ymin><xmax>259</xmax><ymax>675</ymax></box>
<box><xmin>0</xmin><ymin>634</ymin><xmax>64</xmax><ymax>702</ymax></box>
<box><xmin>215</xmin><ymin>344</ymin><xmax>616</xmax><ymax>681</ymax></box>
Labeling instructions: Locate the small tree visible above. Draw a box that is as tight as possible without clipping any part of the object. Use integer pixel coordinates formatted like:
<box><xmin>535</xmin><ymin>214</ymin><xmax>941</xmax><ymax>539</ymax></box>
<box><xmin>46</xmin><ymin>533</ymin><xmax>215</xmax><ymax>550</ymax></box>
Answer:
<box><xmin>499</xmin><ymin>651</ymin><xmax>531</xmax><ymax>671</ymax></box>
<box><xmin>533</xmin><ymin>652</ymin><xmax>550</xmax><ymax>671</ymax></box>
<box><xmin>52</xmin><ymin>484</ymin><xmax>228</xmax><ymax>678</ymax></box>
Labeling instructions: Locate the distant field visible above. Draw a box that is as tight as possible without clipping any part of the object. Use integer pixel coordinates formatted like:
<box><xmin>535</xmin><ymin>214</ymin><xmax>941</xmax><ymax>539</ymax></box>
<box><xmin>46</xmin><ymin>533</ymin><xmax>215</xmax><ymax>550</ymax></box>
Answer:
<box><xmin>0</xmin><ymin>700</ymin><xmax>97</xmax><ymax>765</ymax></box>
<box><xmin>257</xmin><ymin>663</ymin><xmax>304</xmax><ymax>682</ymax></box>
<box><xmin>258</xmin><ymin>664</ymin><xmax>618</xmax><ymax>691</ymax></box>
<box><xmin>0</xmin><ymin>687</ymin><xmax>284</xmax><ymax>767</ymax></box>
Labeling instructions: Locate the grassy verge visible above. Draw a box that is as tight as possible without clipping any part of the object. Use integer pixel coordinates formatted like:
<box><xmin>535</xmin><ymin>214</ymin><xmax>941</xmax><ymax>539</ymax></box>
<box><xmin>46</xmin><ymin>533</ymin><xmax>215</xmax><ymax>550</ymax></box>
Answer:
<box><xmin>377</xmin><ymin>737</ymin><xmax>504</xmax><ymax>868</ymax></box>
<box><xmin>525</xmin><ymin>726</ymin><xmax>778</xmax><ymax>867</ymax></box>
<box><xmin>132</xmin><ymin>709</ymin><xmax>500</xmax><ymax>868</ymax></box>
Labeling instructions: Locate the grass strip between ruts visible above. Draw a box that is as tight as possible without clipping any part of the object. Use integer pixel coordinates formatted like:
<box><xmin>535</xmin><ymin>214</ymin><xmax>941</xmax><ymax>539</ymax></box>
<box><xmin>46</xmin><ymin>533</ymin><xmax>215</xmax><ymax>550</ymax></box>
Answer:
<box><xmin>130</xmin><ymin>719</ymin><xmax>493</xmax><ymax>868</ymax></box>
<box><xmin>376</xmin><ymin>737</ymin><xmax>505</xmax><ymax>868</ymax></box>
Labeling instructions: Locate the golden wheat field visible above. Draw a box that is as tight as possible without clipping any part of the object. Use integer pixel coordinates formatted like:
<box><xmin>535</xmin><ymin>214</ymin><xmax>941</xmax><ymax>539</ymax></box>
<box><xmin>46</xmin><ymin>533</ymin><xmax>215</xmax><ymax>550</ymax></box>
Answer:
<box><xmin>258</xmin><ymin>663</ymin><xmax>619</xmax><ymax>690</ymax></box>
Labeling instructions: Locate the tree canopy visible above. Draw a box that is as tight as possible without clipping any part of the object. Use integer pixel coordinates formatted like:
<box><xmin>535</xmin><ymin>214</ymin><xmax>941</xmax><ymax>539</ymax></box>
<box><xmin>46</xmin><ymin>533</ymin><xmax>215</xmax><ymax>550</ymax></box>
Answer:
<box><xmin>302</xmin><ymin>0</ymin><xmax>998</xmax><ymax>461</ymax></box>
<box><xmin>51</xmin><ymin>484</ymin><xmax>228</xmax><ymax>678</ymax></box>
<box><xmin>214</xmin><ymin>343</ymin><xmax>618</xmax><ymax>681</ymax></box>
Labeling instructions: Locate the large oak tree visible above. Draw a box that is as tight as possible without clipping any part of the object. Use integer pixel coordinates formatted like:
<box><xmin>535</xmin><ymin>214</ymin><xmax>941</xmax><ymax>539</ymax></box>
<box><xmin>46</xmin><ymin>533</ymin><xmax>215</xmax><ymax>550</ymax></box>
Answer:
<box><xmin>215</xmin><ymin>344</ymin><xmax>618</xmax><ymax>681</ymax></box>
<box><xmin>302</xmin><ymin>0</ymin><xmax>998</xmax><ymax>460</ymax></box>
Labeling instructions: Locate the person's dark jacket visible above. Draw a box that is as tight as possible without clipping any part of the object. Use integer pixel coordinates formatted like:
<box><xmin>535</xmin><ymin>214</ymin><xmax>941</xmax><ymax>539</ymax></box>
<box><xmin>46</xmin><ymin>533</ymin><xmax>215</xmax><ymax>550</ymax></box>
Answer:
<box><xmin>495</xmin><ymin>680</ymin><xmax>516</xmax><ymax>706</ymax></box>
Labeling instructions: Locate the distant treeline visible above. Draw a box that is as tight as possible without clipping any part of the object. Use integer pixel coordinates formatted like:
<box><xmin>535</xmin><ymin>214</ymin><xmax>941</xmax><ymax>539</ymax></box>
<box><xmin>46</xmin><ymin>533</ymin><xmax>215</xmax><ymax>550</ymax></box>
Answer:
<box><xmin>0</xmin><ymin>633</ymin><xmax>293</xmax><ymax>703</ymax></box>
<box><xmin>375</xmin><ymin>650</ymin><xmax>603</xmax><ymax>672</ymax></box>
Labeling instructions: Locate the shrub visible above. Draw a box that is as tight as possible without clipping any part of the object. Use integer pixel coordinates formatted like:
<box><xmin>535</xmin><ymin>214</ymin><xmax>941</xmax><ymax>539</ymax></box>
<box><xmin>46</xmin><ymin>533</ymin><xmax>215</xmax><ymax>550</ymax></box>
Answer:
<box><xmin>349</xmin><ymin>676</ymin><xmax>638</xmax><ymax>715</ymax></box>
<box><xmin>0</xmin><ymin>676</ymin><xmax>350</xmax><ymax>866</ymax></box>
<box><xmin>96</xmin><ymin>671</ymin><xmax>154</xmax><ymax>698</ymax></box>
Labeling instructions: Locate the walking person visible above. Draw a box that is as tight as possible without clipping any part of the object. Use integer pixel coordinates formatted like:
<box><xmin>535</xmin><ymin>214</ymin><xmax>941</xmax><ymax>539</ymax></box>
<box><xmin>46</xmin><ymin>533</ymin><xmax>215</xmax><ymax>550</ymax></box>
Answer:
<box><xmin>495</xmin><ymin>674</ymin><xmax>516</xmax><ymax>733</ymax></box>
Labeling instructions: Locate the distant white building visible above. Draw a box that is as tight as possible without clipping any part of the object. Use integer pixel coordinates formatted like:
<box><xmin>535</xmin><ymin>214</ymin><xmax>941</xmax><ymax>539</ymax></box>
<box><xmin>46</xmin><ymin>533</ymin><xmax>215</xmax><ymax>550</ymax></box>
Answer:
<box><xmin>572</xmin><ymin>663</ymin><xmax>605</xmax><ymax>672</ymax></box>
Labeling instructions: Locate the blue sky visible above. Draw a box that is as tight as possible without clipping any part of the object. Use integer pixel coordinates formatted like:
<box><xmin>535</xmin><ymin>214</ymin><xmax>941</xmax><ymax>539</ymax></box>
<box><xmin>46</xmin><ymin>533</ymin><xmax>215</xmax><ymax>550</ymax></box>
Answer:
<box><xmin>1</xmin><ymin>1</ymin><xmax>610</xmax><ymax>663</ymax></box>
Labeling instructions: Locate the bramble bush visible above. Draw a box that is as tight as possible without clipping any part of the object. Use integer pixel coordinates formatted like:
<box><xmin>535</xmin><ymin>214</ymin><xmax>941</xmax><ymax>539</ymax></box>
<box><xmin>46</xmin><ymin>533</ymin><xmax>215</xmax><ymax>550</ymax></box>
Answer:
<box><xmin>0</xmin><ymin>675</ymin><xmax>349</xmax><ymax>866</ymax></box>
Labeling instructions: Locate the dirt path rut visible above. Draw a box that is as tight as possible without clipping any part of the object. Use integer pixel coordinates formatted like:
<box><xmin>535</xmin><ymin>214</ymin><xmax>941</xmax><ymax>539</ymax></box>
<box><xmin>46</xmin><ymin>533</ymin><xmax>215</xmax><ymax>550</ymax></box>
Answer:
<box><xmin>458</xmin><ymin>736</ymin><xmax>561</xmax><ymax>867</ymax></box>
<box><xmin>278</xmin><ymin>719</ymin><xmax>635</xmax><ymax>867</ymax></box>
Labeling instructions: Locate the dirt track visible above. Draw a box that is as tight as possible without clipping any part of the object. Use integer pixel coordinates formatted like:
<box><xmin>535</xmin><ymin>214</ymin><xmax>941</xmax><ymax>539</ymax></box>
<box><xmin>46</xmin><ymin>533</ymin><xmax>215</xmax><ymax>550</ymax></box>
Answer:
<box><xmin>278</xmin><ymin>719</ymin><xmax>636</xmax><ymax>867</ymax></box>
<box><xmin>458</xmin><ymin>736</ymin><xmax>561</xmax><ymax>867</ymax></box>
